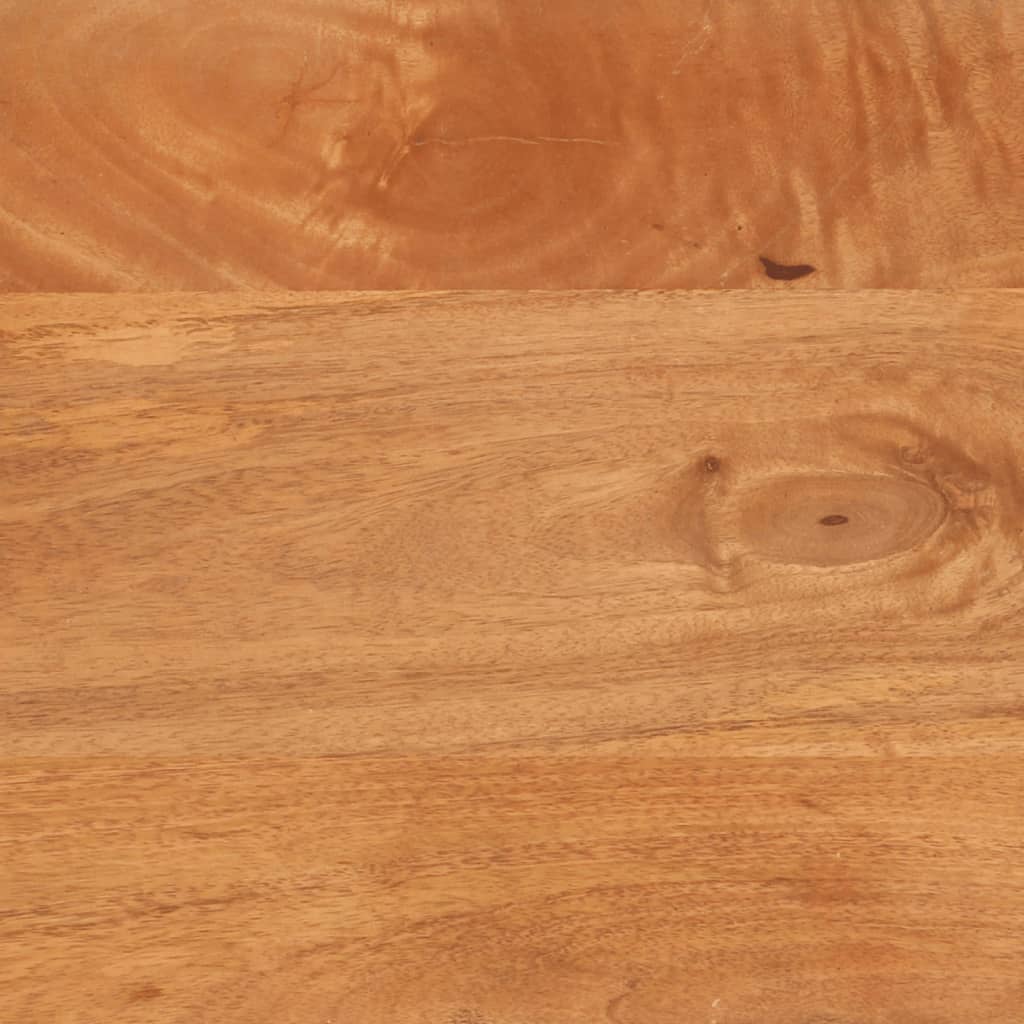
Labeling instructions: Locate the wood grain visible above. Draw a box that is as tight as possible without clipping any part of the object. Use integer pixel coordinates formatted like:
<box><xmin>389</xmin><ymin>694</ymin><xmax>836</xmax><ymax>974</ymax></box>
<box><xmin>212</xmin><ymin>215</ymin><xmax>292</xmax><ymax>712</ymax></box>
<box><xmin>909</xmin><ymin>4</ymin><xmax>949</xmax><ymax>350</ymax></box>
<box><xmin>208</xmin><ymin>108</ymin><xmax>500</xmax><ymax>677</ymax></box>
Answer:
<box><xmin>4</xmin><ymin>290</ymin><xmax>1024</xmax><ymax>759</ymax></box>
<box><xmin>2</xmin><ymin>291</ymin><xmax>1024</xmax><ymax>1021</ymax></box>
<box><xmin>2</xmin><ymin>1</ymin><xmax>1023</xmax><ymax>290</ymax></box>
<box><xmin>4</xmin><ymin>757</ymin><xmax>1024</xmax><ymax>1023</ymax></box>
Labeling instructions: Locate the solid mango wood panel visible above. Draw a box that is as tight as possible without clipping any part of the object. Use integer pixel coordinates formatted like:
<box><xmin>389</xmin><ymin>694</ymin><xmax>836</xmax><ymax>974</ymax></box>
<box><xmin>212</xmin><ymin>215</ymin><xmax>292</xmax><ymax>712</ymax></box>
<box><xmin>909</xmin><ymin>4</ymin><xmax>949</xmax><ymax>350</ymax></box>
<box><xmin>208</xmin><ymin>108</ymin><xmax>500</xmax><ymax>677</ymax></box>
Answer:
<box><xmin>1</xmin><ymin>1</ymin><xmax>1023</xmax><ymax>290</ymax></box>
<box><xmin>2</xmin><ymin>290</ymin><xmax>1023</xmax><ymax>760</ymax></box>
<box><xmin>3</xmin><ymin>757</ymin><xmax>1023</xmax><ymax>1023</ymax></box>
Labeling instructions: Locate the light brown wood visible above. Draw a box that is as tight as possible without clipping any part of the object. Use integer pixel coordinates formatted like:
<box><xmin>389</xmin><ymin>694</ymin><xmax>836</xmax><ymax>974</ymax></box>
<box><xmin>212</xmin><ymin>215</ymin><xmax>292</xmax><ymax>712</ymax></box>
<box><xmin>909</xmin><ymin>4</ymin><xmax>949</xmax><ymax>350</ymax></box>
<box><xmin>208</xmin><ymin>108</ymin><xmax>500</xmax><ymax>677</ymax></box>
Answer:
<box><xmin>2</xmin><ymin>1</ymin><xmax>1023</xmax><ymax>290</ymax></box>
<box><xmin>5</xmin><ymin>756</ymin><xmax>1024</xmax><ymax>1023</ymax></box>
<box><xmin>4</xmin><ymin>290</ymin><xmax>1024</xmax><ymax>758</ymax></box>
<box><xmin>2</xmin><ymin>291</ymin><xmax>1024</xmax><ymax>1021</ymax></box>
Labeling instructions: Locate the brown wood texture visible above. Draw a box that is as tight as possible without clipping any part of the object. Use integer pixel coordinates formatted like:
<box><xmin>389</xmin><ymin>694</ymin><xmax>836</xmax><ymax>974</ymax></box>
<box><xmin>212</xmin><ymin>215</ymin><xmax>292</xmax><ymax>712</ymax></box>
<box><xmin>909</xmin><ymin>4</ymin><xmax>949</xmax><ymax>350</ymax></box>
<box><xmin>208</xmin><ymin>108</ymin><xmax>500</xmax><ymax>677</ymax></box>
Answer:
<box><xmin>2</xmin><ymin>0</ymin><xmax>1024</xmax><ymax>291</ymax></box>
<box><xmin>3</xmin><ymin>291</ymin><xmax>1024</xmax><ymax>1021</ymax></box>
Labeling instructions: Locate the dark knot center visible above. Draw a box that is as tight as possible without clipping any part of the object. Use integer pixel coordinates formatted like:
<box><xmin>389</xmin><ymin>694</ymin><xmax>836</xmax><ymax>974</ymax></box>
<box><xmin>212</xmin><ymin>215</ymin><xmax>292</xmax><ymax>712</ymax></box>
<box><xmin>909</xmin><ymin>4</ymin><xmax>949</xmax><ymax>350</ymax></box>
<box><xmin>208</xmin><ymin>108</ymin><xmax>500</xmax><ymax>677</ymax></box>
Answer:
<box><xmin>819</xmin><ymin>514</ymin><xmax>849</xmax><ymax>527</ymax></box>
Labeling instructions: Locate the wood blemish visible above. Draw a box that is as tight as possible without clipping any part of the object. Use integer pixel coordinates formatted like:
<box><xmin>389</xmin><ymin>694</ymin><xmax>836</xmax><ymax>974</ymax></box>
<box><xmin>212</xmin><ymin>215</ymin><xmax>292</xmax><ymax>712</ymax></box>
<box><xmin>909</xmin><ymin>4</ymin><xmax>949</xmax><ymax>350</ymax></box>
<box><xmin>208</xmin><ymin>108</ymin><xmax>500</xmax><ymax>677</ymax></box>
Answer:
<box><xmin>128</xmin><ymin>984</ymin><xmax>164</xmax><ymax>1003</ymax></box>
<box><xmin>819</xmin><ymin>514</ymin><xmax>849</xmax><ymax>526</ymax></box>
<box><xmin>760</xmin><ymin>256</ymin><xmax>816</xmax><ymax>281</ymax></box>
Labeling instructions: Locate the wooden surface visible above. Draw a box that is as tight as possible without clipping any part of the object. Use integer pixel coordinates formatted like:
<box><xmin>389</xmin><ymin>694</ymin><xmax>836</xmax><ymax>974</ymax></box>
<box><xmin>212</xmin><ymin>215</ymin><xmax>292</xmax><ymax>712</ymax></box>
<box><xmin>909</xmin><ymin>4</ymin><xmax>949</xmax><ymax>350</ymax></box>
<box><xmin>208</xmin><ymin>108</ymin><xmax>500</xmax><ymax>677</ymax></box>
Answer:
<box><xmin>3</xmin><ymin>291</ymin><xmax>1024</xmax><ymax>1021</ymax></box>
<box><xmin>2</xmin><ymin>0</ymin><xmax>1024</xmax><ymax>290</ymax></box>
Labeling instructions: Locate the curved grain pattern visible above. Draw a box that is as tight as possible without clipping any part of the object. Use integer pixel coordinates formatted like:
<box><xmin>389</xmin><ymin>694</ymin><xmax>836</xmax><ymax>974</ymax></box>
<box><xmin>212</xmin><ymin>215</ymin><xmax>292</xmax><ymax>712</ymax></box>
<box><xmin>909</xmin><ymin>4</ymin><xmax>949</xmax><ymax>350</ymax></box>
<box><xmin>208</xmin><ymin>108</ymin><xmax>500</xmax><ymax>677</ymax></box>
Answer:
<box><xmin>737</xmin><ymin>473</ymin><xmax>946</xmax><ymax>566</ymax></box>
<box><xmin>1</xmin><ymin>0</ymin><xmax>1023</xmax><ymax>289</ymax></box>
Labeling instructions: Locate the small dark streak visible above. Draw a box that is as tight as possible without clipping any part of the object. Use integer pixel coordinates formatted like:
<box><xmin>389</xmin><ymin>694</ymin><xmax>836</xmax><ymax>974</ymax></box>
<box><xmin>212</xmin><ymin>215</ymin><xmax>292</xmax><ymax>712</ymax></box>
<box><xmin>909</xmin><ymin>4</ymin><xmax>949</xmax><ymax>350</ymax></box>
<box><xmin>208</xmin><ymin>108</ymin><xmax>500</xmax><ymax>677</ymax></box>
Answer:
<box><xmin>760</xmin><ymin>256</ymin><xmax>816</xmax><ymax>281</ymax></box>
<box><xmin>819</xmin><ymin>514</ymin><xmax>849</xmax><ymax>526</ymax></box>
<box><xmin>651</xmin><ymin>222</ymin><xmax>665</xmax><ymax>231</ymax></box>
<box><xmin>703</xmin><ymin>455</ymin><xmax>721</xmax><ymax>474</ymax></box>
<box><xmin>129</xmin><ymin>984</ymin><xmax>163</xmax><ymax>1003</ymax></box>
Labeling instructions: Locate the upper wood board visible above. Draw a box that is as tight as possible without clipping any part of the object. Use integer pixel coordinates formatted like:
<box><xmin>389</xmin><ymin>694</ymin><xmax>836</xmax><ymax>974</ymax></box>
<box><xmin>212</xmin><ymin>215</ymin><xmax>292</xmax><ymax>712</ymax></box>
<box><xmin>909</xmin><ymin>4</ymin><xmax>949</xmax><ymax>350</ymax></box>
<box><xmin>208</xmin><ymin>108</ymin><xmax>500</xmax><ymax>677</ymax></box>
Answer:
<box><xmin>1</xmin><ymin>0</ymin><xmax>1023</xmax><ymax>289</ymax></box>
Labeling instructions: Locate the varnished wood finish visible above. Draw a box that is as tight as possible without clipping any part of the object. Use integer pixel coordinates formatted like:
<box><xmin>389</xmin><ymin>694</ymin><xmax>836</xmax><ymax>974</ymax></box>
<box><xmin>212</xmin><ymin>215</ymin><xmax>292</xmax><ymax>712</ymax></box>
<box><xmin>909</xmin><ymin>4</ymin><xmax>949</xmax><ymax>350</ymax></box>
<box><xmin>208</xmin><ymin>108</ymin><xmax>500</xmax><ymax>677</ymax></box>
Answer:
<box><xmin>1</xmin><ymin>1</ymin><xmax>1023</xmax><ymax>290</ymax></box>
<box><xmin>5</xmin><ymin>757</ymin><xmax>1024</xmax><ymax>1023</ymax></box>
<box><xmin>2</xmin><ymin>291</ymin><xmax>1024</xmax><ymax>1021</ymax></box>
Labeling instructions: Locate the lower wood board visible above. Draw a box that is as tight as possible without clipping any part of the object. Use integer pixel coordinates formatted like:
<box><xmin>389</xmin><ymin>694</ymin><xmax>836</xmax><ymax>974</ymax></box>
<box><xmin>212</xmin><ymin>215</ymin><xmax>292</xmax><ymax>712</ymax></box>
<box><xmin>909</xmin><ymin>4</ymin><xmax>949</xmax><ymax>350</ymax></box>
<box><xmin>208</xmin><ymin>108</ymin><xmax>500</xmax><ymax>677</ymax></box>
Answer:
<box><xmin>1</xmin><ymin>1</ymin><xmax>1023</xmax><ymax>290</ymax></box>
<box><xmin>6</xmin><ymin>757</ymin><xmax>1023</xmax><ymax>1023</ymax></box>
<box><xmin>2</xmin><ymin>291</ymin><xmax>1023</xmax><ymax>1020</ymax></box>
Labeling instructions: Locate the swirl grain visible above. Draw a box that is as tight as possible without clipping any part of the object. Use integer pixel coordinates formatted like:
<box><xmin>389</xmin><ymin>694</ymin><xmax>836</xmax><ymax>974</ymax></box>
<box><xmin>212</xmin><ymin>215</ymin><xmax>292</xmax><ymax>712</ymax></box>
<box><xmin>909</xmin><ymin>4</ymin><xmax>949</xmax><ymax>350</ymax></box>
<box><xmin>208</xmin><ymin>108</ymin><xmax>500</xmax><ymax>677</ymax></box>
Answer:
<box><xmin>737</xmin><ymin>473</ymin><xmax>947</xmax><ymax>567</ymax></box>
<box><xmin>1</xmin><ymin>0</ymin><xmax>1022</xmax><ymax>288</ymax></box>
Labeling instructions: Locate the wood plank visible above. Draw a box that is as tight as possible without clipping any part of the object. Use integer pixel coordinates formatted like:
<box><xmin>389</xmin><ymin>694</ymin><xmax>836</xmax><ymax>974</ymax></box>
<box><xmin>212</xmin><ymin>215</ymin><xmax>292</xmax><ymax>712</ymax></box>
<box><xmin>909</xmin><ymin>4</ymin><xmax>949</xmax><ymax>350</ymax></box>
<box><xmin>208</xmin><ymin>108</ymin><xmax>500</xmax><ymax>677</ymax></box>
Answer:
<box><xmin>1</xmin><ymin>1</ymin><xmax>1022</xmax><ymax>290</ymax></box>
<box><xmin>4</xmin><ymin>756</ymin><xmax>1023</xmax><ymax>1023</ymax></box>
<box><xmin>3</xmin><ymin>290</ymin><xmax>1024</xmax><ymax>758</ymax></box>
<box><xmin>2</xmin><ymin>290</ymin><xmax>1024</xmax><ymax>1020</ymax></box>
